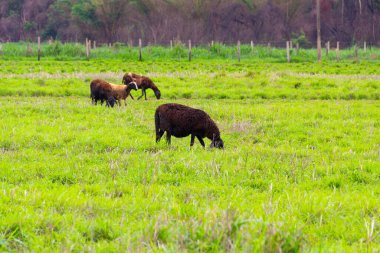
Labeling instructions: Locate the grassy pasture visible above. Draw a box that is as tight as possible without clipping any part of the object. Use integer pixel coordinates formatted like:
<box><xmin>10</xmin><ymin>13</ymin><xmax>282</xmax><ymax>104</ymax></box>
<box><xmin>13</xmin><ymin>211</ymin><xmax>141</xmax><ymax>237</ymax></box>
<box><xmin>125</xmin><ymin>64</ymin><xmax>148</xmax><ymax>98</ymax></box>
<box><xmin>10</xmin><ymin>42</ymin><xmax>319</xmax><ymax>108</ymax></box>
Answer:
<box><xmin>0</xmin><ymin>56</ymin><xmax>379</xmax><ymax>252</ymax></box>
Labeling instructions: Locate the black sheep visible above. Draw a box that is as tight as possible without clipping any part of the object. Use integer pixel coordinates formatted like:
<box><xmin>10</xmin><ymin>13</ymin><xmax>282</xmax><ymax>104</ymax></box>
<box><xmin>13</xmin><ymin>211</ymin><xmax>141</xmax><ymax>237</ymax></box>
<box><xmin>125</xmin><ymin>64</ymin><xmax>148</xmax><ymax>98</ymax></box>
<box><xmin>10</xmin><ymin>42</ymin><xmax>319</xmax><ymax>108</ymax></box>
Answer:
<box><xmin>106</xmin><ymin>96</ymin><xmax>116</xmax><ymax>107</ymax></box>
<box><xmin>155</xmin><ymin>103</ymin><xmax>224</xmax><ymax>148</ymax></box>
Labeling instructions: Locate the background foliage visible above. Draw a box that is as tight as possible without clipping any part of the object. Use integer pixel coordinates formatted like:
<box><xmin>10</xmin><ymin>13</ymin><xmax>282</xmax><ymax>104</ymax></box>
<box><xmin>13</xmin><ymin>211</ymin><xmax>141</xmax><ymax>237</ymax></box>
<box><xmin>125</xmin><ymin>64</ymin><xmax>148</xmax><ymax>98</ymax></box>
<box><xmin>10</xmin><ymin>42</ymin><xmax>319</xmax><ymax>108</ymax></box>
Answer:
<box><xmin>1</xmin><ymin>0</ymin><xmax>380</xmax><ymax>46</ymax></box>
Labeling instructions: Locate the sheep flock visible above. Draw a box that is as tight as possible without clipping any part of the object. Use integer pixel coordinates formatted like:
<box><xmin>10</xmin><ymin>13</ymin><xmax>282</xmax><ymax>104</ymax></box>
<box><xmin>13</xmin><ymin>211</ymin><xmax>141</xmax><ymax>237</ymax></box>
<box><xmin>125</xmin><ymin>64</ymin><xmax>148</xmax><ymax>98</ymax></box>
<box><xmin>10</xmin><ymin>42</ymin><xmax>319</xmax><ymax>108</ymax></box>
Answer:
<box><xmin>89</xmin><ymin>73</ymin><xmax>224</xmax><ymax>149</ymax></box>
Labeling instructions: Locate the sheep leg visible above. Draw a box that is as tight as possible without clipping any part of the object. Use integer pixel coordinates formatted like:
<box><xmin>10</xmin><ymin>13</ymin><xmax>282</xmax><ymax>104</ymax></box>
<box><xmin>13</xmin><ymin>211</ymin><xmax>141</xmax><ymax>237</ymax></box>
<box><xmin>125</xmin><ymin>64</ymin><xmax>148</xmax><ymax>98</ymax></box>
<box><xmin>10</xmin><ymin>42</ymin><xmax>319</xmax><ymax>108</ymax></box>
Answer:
<box><xmin>196</xmin><ymin>136</ymin><xmax>205</xmax><ymax>148</ymax></box>
<box><xmin>144</xmin><ymin>90</ymin><xmax>147</xmax><ymax>100</ymax></box>
<box><xmin>156</xmin><ymin>130</ymin><xmax>164</xmax><ymax>143</ymax></box>
<box><xmin>190</xmin><ymin>135</ymin><xmax>195</xmax><ymax>147</ymax></box>
<box><xmin>129</xmin><ymin>94</ymin><xmax>134</xmax><ymax>100</ymax></box>
<box><xmin>166</xmin><ymin>132</ymin><xmax>171</xmax><ymax>145</ymax></box>
<box><xmin>138</xmin><ymin>89</ymin><xmax>145</xmax><ymax>100</ymax></box>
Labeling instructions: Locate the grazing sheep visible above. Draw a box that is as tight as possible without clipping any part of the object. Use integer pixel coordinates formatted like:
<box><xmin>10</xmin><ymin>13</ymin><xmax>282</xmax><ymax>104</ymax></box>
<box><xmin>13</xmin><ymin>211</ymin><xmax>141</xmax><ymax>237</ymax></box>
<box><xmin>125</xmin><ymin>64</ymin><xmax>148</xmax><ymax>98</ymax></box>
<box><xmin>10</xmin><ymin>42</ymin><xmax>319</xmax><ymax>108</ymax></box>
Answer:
<box><xmin>155</xmin><ymin>103</ymin><xmax>224</xmax><ymax>148</ymax></box>
<box><xmin>90</xmin><ymin>79</ymin><xmax>138</xmax><ymax>106</ymax></box>
<box><xmin>106</xmin><ymin>96</ymin><xmax>116</xmax><ymax>108</ymax></box>
<box><xmin>122</xmin><ymin>72</ymin><xmax>161</xmax><ymax>100</ymax></box>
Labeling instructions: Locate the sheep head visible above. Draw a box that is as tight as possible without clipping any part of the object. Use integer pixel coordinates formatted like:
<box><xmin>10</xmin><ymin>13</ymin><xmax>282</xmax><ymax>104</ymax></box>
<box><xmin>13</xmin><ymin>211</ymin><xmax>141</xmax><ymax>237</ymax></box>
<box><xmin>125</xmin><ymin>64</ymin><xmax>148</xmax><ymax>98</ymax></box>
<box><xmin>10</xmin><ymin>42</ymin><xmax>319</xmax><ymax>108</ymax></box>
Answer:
<box><xmin>154</xmin><ymin>89</ymin><xmax>161</xmax><ymax>99</ymax></box>
<box><xmin>210</xmin><ymin>134</ymin><xmax>224</xmax><ymax>149</ymax></box>
<box><xmin>123</xmin><ymin>75</ymin><xmax>134</xmax><ymax>85</ymax></box>
<box><xmin>127</xmin><ymin>81</ymin><xmax>138</xmax><ymax>91</ymax></box>
<box><xmin>107</xmin><ymin>96</ymin><xmax>116</xmax><ymax>107</ymax></box>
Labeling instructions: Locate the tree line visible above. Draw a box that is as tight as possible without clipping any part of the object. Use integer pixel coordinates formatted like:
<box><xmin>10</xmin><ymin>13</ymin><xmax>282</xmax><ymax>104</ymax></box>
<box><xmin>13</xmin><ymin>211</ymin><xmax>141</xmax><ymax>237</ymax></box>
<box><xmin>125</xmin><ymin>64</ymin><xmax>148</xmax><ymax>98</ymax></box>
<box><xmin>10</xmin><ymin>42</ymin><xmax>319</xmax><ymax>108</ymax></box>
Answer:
<box><xmin>1</xmin><ymin>0</ymin><xmax>380</xmax><ymax>46</ymax></box>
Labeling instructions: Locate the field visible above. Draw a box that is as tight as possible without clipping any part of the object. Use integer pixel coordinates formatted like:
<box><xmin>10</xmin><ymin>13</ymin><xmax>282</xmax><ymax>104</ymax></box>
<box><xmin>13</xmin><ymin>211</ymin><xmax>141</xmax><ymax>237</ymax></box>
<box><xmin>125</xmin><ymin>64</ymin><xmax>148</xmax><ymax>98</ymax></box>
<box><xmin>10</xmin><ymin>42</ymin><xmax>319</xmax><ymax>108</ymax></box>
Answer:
<box><xmin>0</xmin><ymin>45</ymin><xmax>380</xmax><ymax>252</ymax></box>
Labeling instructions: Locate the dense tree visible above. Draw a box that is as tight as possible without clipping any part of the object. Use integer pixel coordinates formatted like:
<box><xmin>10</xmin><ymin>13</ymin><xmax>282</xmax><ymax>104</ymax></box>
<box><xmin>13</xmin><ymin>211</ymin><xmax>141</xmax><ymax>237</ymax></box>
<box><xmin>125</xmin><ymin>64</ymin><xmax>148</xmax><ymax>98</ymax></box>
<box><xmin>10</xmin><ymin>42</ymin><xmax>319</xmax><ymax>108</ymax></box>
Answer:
<box><xmin>0</xmin><ymin>0</ymin><xmax>379</xmax><ymax>45</ymax></box>
<box><xmin>45</xmin><ymin>0</ymin><xmax>74</xmax><ymax>40</ymax></box>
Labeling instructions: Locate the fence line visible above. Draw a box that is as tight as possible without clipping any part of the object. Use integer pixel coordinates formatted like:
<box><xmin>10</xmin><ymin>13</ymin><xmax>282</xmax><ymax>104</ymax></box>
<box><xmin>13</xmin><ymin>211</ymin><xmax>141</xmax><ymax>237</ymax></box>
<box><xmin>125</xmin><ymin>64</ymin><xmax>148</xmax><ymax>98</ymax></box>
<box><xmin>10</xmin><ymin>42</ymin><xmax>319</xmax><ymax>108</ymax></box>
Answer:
<box><xmin>1</xmin><ymin>37</ymin><xmax>377</xmax><ymax>62</ymax></box>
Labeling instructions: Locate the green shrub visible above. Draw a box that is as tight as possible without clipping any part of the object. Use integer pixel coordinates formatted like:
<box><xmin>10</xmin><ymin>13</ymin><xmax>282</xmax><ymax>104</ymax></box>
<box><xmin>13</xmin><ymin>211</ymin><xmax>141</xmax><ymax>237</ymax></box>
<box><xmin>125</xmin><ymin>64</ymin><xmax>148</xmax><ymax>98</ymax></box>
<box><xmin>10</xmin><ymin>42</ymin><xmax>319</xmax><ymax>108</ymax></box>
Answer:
<box><xmin>45</xmin><ymin>41</ymin><xmax>62</xmax><ymax>56</ymax></box>
<box><xmin>171</xmin><ymin>41</ymin><xmax>187</xmax><ymax>59</ymax></box>
<box><xmin>292</xmin><ymin>31</ymin><xmax>311</xmax><ymax>48</ymax></box>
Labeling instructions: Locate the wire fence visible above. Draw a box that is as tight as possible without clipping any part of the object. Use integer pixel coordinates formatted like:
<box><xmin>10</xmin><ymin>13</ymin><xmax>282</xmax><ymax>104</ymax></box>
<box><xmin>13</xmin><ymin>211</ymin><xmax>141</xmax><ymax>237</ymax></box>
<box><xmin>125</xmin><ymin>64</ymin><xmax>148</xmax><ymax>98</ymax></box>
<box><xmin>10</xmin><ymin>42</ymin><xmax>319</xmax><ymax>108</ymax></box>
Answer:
<box><xmin>0</xmin><ymin>38</ymin><xmax>379</xmax><ymax>63</ymax></box>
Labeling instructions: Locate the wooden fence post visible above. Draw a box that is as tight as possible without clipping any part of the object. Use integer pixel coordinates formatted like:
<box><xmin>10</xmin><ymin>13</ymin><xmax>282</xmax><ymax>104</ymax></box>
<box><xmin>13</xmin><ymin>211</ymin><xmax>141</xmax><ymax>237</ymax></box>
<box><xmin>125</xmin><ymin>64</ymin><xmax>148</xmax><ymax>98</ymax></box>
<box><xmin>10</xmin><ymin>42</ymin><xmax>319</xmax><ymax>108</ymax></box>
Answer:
<box><xmin>317</xmin><ymin>0</ymin><xmax>321</xmax><ymax>62</ymax></box>
<box><xmin>37</xmin><ymin>36</ymin><xmax>41</xmax><ymax>61</ymax></box>
<box><xmin>336</xmin><ymin>41</ymin><xmax>340</xmax><ymax>61</ymax></box>
<box><xmin>188</xmin><ymin>40</ymin><xmax>192</xmax><ymax>61</ymax></box>
<box><xmin>296</xmin><ymin>43</ymin><xmax>300</xmax><ymax>55</ymax></box>
<box><xmin>354</xmin><ymin>44</ymin><xmax>358</xmax><ymax>62</ymax></box>
<box><xmin>286</xmin><ymin>41</ymin><xmax>290</xmax><ymax>63</ymax></box>
<box><xmin>85</xmin><ymin>38</ymin><xmax>89</xmax><ymax>59</ymax></box>
<box><xmin>211</xmin><ymin>40</ymin><xmax>214</xmax><ymax>47</ymax></box>
<box><xmin>170</xmin><ymin>40</ymin><xmax>173</xmax><ymax>49</ymax></box>
<box><xmin>251</xmin><ymin>40</ymin><xmax>254</xmax><ymax>52</ymax></box>
<box><xmin>93</xmin><ymin>41</ymin><xmax>96</xmax><ymax>50</ymax></box>
<box><xmin>139</xmin><ymin>38</ymin><xmax>142</xmax><ymax>61</ymax></box>
<box><xmin>364</xmin><ymin>41</ymin><xmax>366</xmax><ymax>53</ymax></box>
<box><xmin>328</xmin><ymin>41</ymin><xmax>330</xmax><ymax>56</ymax></box>
<box><xmin>237</xmin><ymin>40</ymin><xmax>241</xmax><ymax>62</ymax></box>
<box><xmin>290</xmin><ymin>40</ymin><xmax>293</xmax><ymax>50</ymax></box>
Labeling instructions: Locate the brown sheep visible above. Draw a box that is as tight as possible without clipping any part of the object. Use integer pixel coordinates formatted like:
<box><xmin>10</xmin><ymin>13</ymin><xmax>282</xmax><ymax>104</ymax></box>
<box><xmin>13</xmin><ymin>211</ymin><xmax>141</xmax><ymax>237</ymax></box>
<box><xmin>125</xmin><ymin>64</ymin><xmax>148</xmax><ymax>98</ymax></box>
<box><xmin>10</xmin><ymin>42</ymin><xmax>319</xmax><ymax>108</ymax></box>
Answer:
<box><xmin>90</xmin><ymin>79</ymin><xmax>138</xmax><ymax>106</ymax></box>
<box><xmin>155</xmin><ymin>103</ymin><xmax>224</xmax><ymax>148</ymax></box>
<box><xmin>122</xmin><ymin>72</ymin><xmax>161</xmax><ymax>100</ymax></box>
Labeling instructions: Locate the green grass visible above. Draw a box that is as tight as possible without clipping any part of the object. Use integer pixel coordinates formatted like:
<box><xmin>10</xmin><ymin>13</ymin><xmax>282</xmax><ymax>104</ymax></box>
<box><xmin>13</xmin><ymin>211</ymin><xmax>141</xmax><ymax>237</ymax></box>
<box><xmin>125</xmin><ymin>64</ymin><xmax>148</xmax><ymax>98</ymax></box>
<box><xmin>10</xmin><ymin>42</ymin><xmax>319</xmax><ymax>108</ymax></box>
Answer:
<box><xmin>0</xmin><ymin>60</ymin><xmax>379</xmax><ymax>100</ymax></box>
<box><xmin>0</xmin><ymin>55</ymin><xmax>379</xmax><ymax>252</ymax></box>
